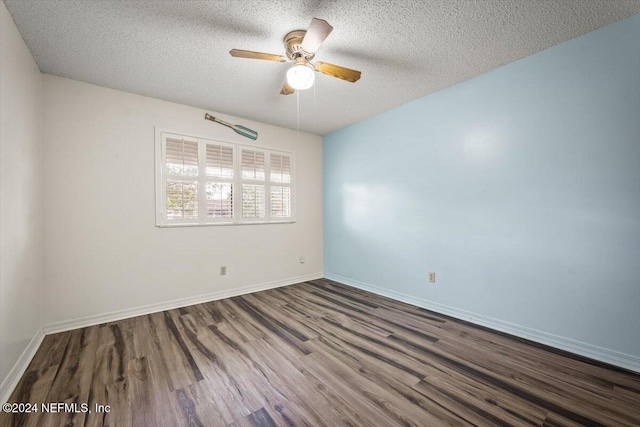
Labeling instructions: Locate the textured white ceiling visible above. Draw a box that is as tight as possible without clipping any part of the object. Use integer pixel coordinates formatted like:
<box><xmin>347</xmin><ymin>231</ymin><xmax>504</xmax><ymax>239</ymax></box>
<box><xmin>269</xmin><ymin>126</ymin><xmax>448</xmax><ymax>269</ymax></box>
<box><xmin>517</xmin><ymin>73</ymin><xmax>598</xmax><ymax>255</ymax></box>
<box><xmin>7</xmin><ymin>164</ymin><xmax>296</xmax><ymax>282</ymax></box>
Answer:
<box><xmin>4</xmin><ymin>0</ymin><xmax>639</xmax><ymax>135</ymax></box>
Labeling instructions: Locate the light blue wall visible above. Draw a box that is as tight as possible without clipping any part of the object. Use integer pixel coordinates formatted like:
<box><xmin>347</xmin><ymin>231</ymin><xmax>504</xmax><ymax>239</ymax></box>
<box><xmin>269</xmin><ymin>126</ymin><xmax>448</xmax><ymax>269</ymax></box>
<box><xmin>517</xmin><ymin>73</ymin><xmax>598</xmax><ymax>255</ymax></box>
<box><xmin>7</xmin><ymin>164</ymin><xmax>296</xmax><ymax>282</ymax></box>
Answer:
<box><xmin>323</xmin><ymin>15</ymin><xmax>640</xmax><ymax>362</ymax></box>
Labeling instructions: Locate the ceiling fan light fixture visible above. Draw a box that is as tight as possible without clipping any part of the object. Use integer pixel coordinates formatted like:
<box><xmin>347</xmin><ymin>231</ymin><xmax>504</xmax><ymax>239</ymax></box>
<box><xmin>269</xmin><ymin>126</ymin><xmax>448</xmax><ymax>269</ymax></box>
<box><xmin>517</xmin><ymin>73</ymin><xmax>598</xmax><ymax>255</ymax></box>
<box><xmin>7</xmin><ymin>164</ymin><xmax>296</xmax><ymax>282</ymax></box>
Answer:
<box><xmin>286</xmin><ymin>64</ymin><xmax>315</xmax><ymax>90</ymax></box>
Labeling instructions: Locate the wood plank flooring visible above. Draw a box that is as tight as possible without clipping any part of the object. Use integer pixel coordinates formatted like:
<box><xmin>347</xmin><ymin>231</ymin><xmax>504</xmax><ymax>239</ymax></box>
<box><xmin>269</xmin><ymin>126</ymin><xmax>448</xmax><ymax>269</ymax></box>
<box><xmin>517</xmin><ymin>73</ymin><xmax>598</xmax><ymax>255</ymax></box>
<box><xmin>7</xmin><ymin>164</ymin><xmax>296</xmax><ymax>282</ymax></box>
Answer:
<box><xmin>2</xmin><ymin>279</ymin><xmax>639</xmax><ymax>426</ymax></box>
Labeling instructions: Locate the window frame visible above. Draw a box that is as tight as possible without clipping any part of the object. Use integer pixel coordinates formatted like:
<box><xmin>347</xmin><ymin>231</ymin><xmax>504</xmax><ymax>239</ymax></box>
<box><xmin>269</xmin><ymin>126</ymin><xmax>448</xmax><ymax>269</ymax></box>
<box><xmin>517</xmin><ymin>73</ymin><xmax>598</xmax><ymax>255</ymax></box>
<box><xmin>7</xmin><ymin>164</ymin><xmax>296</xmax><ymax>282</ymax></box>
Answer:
<box><xmin>155</xmin><ymin>127</ymin><xmax>296</xmax><ymax>227</ymax></box>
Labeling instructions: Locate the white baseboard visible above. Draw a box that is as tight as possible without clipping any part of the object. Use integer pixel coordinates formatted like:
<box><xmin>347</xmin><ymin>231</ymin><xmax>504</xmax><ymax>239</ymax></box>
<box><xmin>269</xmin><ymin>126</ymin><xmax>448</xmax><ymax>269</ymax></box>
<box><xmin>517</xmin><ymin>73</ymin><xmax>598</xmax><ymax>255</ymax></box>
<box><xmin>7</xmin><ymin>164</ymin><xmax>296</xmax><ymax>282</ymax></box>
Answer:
<box><xmin>44</xmin><ymin>273</ymin><xmax>323</xmax><ymax>334</ymax></box>
<box><xmin>0</xmin><ymin>329</ymin><xmax>45</xmax><ymax>404</ymax></box>
<box><xmin>325</xmin><ymin>273</ymin><xmax>640</xmax><ymax>373</ymax></box>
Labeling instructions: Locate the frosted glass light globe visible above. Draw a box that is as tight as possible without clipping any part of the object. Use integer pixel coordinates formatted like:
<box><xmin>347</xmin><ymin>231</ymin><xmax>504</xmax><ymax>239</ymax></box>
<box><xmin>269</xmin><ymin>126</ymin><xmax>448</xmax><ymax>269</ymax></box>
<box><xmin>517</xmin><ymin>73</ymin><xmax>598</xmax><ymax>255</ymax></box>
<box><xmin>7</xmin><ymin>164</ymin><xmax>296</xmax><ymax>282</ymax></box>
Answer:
<box><xmin>286</xmin><ymin>64</ymin><xmax>315</xmax><ymax>90</ymax></box>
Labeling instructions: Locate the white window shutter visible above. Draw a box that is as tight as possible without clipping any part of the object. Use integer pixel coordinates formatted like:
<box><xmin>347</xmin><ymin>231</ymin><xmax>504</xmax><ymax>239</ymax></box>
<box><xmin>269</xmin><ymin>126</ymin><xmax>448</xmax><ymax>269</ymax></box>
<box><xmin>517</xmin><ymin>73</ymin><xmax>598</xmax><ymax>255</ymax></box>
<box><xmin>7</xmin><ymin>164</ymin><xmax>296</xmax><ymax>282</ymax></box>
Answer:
<box><xmin>206</xmin><ymin>182</ymin><xmax>233</xmax><ymax>219</ymax></box>
<box><xmin>240</xmin><ymin>149</ymin><xmax>266</xmax><ymax>219</ymax></box>
<box><xmin>269</xmin><ymin>153</ymin><xmax>292</xmax><ymax>219</ymax></box>
<box><xmin>242</xmin><ymin>149</ymin><xmax>265</xmax><ymax>180</ymax></box>
<box><xmin>166</xmin><ymin>138</ymin><xmax>198</xmax><ymax>176</ymax></box>
<box><xmin>270</xmin><ymin>153</ymin><xmax>291</xmax><ymax>183</ymax></box>
<box><xmin>204</xmin><ymin>143</ymin><xmax>234</xmax><ymax>220</ymax></box>
<box><xmin>156</xmin><ymin>130</ymin><xmax>294</xmax><ymax>226</ymax></box>
<box><xmin>242</xmin><ymin>184</ymin><xmax>266</xmax><ymax>218</ymax></box>
<box><xmin>206</xmin><ymin>144</ymin><xmax>234</xmax><ymax>178</ymax></box>
<box><xmin>270</xmin><ymin>185</ymin><xmax>291</xmax><ymax>218</ymax></box>
<box><xmin>166</xmin><ymin>180</ymin><xmax>198</xmax><ymax>219</ymax></box>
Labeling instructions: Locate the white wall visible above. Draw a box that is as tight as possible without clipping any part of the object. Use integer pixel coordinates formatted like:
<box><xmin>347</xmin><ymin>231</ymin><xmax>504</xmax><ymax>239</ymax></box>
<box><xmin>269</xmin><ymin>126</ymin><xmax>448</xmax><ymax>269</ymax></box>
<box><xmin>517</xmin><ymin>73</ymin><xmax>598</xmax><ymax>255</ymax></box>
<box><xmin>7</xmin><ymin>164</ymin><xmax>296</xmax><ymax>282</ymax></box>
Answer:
<box><xmin>42</xmin><ymin>75</ymin><xmax>323</xmax><ymax>327</ymax></box>
<box><xmin>0</xmin><ymin>1</ymin><xmax>43</xmax><ymax>384</ymax></box>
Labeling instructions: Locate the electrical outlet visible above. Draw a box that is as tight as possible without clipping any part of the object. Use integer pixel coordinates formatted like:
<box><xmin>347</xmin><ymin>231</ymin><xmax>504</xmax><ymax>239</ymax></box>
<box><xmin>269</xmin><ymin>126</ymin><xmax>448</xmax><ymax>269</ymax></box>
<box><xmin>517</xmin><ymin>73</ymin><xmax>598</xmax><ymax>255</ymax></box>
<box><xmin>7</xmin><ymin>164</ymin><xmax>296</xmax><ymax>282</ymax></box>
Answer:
<box><xmin>220</xmin><ymin>266</ymin><xmax>227</xmax><ymax>275</ymax></box>
<box><xmin>299</xmin><ymin>256</ymin><xmax>305</xmax><ymax>264</ymax></box>
<box><xmin>428</xmin><ymin>272</ymin><xmax>436</xmax><ymax>283</ymax></box>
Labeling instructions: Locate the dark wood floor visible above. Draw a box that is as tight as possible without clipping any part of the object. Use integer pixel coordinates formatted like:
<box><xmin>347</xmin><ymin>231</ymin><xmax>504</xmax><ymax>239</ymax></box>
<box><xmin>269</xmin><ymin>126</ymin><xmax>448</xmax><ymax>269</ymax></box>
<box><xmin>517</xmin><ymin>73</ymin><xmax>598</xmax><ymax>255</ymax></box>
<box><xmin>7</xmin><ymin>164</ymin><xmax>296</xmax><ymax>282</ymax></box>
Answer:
<box><xmin>2</xmin><ymin>279</ymin><xmax>639</xmax><ymax>427</ymax></box>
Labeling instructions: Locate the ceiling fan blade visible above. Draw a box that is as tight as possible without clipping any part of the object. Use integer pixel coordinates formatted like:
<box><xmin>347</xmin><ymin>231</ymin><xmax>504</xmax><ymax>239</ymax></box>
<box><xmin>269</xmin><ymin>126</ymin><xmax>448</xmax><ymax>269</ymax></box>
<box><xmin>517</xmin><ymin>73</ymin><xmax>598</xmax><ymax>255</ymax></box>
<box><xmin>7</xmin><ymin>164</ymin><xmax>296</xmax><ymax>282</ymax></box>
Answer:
<box><xmin>314</xmin><ymin>62</ymin><xmax>361</xmax><ymax>83</ymax></box>
<box><xmin>280</xmin><ymin>82</ymin><xmax>295</xmax><ymax>95</ymax></box>
<box><xmin>301</xmin><ymin>18</ymin><xmax>333</xmax><ymax>54</ymax></box>
<box><xmin>229</xmin><ymin>49</ymin><xmax>287</xmax><ymax>62</ymax></box>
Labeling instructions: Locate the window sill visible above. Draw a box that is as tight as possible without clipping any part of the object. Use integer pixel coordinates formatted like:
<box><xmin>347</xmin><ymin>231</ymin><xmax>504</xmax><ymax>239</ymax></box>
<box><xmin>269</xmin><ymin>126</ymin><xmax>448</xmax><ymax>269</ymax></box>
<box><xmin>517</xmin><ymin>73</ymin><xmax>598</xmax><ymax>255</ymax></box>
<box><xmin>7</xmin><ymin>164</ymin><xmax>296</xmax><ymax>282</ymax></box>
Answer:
<box><xmin>156</xmin><ymin>220</ymin><xmax>296</xmax><ymax>228</ymax></box>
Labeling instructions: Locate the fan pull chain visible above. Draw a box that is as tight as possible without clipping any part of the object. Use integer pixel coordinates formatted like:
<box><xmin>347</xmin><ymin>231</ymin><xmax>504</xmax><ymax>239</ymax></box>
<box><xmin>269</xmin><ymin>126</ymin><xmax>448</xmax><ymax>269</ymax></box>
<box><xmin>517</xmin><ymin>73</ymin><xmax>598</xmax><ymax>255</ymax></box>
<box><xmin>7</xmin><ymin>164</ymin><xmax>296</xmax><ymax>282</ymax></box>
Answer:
<box><xmin>296</xmin><ymin>90</ymin><xmax>300</xmax><ymax>136</ymax></box>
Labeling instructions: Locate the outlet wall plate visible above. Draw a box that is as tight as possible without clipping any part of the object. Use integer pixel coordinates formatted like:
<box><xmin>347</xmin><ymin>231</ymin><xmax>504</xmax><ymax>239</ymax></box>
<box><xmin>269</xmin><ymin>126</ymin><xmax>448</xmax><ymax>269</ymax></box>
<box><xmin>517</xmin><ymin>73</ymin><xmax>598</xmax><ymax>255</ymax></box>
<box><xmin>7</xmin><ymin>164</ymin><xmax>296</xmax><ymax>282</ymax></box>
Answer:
<box><xmin>429</xmin><ymin>272</ymin><xmax>436</xmax><ymax>283</ymax></box>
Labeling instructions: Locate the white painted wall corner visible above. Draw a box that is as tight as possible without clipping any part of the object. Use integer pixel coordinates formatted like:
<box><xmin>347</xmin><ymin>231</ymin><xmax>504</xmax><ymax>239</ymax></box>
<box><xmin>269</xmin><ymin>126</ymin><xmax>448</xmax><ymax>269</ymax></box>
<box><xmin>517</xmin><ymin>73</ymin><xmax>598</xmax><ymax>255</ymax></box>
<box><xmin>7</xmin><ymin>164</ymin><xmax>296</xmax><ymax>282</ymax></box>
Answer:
<box><xmin>0</xmin><ymin>329</ymin><xmax>45</xmax><ymax>404</ymax></box>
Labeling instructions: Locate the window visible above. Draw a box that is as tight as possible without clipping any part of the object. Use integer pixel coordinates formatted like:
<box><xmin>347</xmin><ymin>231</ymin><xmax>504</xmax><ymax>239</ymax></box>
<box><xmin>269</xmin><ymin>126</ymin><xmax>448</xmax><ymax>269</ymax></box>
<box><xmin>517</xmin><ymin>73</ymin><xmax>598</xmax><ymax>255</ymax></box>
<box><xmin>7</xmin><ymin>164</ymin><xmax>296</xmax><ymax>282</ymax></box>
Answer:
<box><xmin>241</xmin><ymin>149</ymin><xmax>266</xmax><ymax>220</ymax></box>
<box><xmin>270</xmin><ymin>153</ymin><xmax>292</xmax><ymax>218</ymax></box>
<box><xmin>156</xmin><ymin>130</ymin><xmax>294</xmax><ymax>226</ymax></box>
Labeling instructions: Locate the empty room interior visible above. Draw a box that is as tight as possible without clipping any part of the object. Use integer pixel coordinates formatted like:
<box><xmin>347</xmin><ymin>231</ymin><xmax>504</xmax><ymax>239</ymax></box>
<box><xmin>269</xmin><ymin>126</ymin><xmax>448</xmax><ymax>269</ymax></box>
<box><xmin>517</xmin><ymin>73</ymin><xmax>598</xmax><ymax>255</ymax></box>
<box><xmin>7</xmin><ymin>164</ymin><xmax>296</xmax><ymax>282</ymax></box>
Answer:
<box><xmin>1</xmin><ymin>1</ymin><xmax>639</xmax><ymax>426</ymax></box>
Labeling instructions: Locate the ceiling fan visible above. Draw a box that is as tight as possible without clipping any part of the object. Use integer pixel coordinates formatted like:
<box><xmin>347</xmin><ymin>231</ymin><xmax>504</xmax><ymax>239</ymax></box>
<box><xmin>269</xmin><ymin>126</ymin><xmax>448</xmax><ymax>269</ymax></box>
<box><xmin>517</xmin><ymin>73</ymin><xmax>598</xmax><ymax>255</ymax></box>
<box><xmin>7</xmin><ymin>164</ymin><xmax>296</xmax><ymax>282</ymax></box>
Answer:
<box><xmin>229</xmin><ymin>18</ymin><xmax>362</xmax><ymax>95</ymax></box>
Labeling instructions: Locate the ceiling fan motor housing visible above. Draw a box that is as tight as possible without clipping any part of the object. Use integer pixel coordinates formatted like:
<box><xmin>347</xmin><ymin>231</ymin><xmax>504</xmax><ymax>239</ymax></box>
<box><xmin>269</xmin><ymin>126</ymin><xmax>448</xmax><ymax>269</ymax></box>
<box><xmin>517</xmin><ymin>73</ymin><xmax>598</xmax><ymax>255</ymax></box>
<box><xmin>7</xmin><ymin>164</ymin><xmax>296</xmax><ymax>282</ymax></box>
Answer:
<box><xmin>284</xmin><ymin>30</ymin><xmax>314</xmax><ymax>61</ymax></box>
